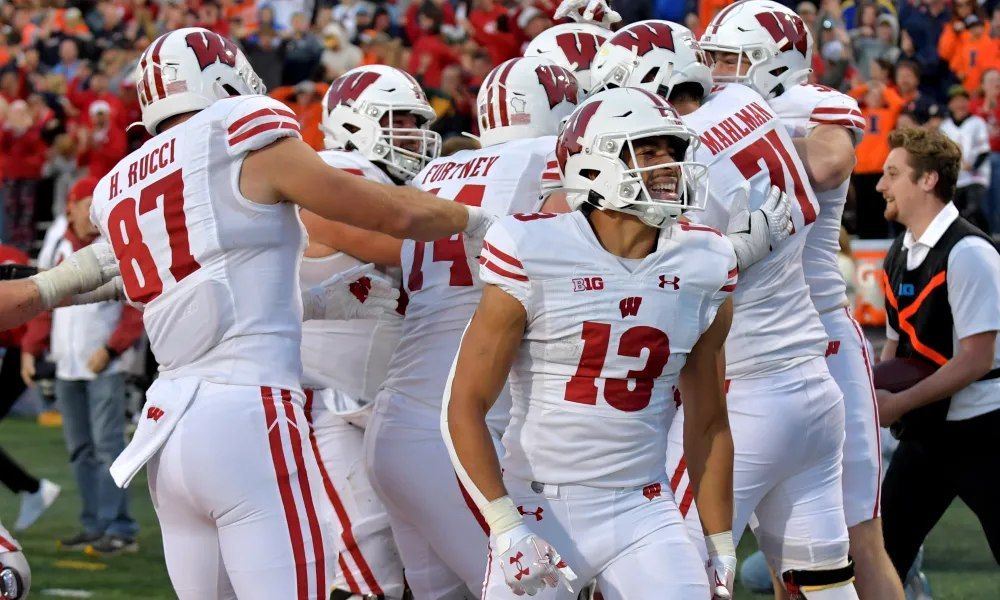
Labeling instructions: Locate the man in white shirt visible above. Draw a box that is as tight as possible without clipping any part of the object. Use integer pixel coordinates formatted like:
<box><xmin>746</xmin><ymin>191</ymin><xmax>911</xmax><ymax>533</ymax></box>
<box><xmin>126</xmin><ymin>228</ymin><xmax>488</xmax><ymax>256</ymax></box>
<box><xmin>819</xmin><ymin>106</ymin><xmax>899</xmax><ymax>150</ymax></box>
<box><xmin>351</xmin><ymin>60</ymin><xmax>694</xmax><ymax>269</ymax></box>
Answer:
<box><xmin>939</xmin><ymin>86</ymin><xmax>992</xmax><ymax>232</ymax></box>
<box><xmin>875</xmin><ymin>127</ymin><xmax>1000</xmax><ymax>581</ymax></box>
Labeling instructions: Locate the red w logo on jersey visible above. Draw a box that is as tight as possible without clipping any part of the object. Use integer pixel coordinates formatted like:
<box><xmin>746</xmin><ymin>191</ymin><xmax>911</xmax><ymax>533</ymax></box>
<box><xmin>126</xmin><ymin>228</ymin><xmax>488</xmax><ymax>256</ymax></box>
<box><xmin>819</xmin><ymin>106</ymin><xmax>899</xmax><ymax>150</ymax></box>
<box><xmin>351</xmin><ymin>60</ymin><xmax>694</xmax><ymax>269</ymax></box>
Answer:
<box><xmin>555</xmin><ymin>32</ymin><xmax>606</xmax><ymax>72</ymax></box>
<box><xmin>146</xmin><ymin>406</ymin><xmax>165</xmax><ymax>422</ymax></box>
<box><xmin>754</xmin><ymin>11</ymin><xmax>808</xmax><ymax>57</ymax></box>
<box><xmin>185</xmin><ymin>31</ymin><xmax>238</xmax><ymax>71</ymax></box>
<box><xmin>535</xmin><ymin>64</ymin><xmax>579</xmax><ymax>109</ymax></box>
<box><xmin>609</xmin><ymin>21</ymin><xmax>676</xmax><ymax>55</ymax></box>
<box><xmin>556</xmin><ymin>100</ymin><xmax>601</xmax><ymax>172</ymax></box>
<box><xmin>326</xmin><ymin>71</ymin><xmax>381</xmax><ymax>112</ymax></box>
<box><xmin>619</xmin><ymin>296</ymin><xmax>643</xmax><ymax>318</ymax></box>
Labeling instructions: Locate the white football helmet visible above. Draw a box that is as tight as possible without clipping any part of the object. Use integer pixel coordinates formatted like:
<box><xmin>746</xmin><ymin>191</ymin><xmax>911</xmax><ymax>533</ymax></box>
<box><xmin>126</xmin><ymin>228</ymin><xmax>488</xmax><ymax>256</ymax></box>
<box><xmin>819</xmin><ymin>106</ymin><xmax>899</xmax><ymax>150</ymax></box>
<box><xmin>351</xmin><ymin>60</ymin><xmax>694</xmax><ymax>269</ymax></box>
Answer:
<box><xmin>476</xmin><ymin>56</ymin><xmax>582</xmax><ymax>147</ymax></box>
<box><xmin>523</xmin><ymin>23</ymin><xmax>610</xmax><ymax>94</ymax></box>
<box><xmin>591</xmin><ymin>20</ymin><xmax>713</xmax><ymax>100</ymax></box>
<box><xmin>136</xmin><ymin>27</ymin><xmax>264</xmax><ymax>135</ymax></box>
<box><xmin>556</xmin><ymin>87</ymin><xmax>708</xmax><ymax>227</ymax></box>
<box><xmin>321</xmin><ymin>65</ymin><xmax>441</xmax><ymax>182</ymax></box>
<box><xmin>700</xmin><ymin>0</ymin><xmax>812</xmax><ymax>99</ymax></box>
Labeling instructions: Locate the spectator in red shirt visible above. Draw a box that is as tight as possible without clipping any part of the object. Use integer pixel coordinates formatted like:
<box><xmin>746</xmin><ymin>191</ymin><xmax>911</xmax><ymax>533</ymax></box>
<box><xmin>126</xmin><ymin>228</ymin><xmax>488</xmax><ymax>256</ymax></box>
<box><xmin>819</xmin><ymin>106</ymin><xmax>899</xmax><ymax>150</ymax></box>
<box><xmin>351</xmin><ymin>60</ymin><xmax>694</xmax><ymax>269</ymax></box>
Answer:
<box><xmin>0</xmin><ymin>100</ymin><xmax>48</xmax><ymax>251</ymax></box>
<box><xmin>971</xmin><ymin>68</ymin><xmax>1000</xmax><ymax>232</ymax></box>
<box><xmin>466</xmin><ymin>0</ymin><xmax>521</xmax><ymax>65</ymax></box>
<box><xmin>77</xmin><ymin>101</ymin><xmax>126</xmax><ymax>180</ymax></box>
<box><xmin>69</xmin><ymin>71</ymin><xmax>126</xmax><ymax>130</ymax></box>
<box><xmin>404</xmin><ymin>0</ymin><xmax>456</xmax><ymax>45</ymax></box>
<box><xmin>407</xmin><ymin>2</ymin><xmax>460</xmax><ymax>90</ymax></box>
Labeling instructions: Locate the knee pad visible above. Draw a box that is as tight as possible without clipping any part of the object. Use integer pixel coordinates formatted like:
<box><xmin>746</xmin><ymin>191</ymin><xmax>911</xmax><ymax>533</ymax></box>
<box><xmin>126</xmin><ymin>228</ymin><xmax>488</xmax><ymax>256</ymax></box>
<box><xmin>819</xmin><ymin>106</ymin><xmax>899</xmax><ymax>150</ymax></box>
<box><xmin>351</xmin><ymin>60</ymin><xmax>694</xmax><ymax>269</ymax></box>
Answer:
<box><xmin>781</xmin><ymin>560</ymin><xmax>855</xmax><ymax>599</ymax></box>
<box><xmin>0</xmin><ymin>551</ymin><xmax>30</xmax><ymax>600</ymax></box>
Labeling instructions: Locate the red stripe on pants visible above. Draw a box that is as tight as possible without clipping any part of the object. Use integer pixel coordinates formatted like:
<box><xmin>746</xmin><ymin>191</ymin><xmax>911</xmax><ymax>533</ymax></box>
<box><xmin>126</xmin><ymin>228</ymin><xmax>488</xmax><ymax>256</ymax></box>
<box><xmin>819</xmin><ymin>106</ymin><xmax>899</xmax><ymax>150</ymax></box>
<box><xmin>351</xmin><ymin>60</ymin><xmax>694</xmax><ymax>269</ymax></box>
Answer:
<box><xmin>303</xmin><ymin>395</ymin><xmax>384</xmax><ymax>596</ymax></box>
<box><xmin>281</xmin><ymin>389</ymin><xmax>326</xmax><ymax>598</ymax></box>
<box><xmin>261</xmin><ymin>386</ymin><xmax>309</xmax><ymax>600</ymax></box>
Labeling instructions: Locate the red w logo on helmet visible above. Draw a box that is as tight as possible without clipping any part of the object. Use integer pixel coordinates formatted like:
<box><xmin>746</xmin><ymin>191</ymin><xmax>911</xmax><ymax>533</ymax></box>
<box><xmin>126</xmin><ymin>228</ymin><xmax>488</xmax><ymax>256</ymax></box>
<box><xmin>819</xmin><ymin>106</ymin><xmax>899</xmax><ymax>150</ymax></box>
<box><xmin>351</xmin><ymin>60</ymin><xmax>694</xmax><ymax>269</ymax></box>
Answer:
<box><xmin>556</xmin><ymin>100</ymin><xmax>601</xmax><ymax>172</ymax></box>
<box><xmin>755</xmin><ymin>11</ymin><xmax>808</xmax><ymax>57</ymax></box>
<box><xmin>610</xmin><ymin>22</ymin><xmax>676</xmax><ymax>55</ymax></box>
<box><xmin>555</xmin><ymin>32</ymin><xmax>606</xmax><ymax>71</ymax></box>
<box><xmin>326</xmin><ymin>71</ymin><xmax>381</xmax><ymax>112</ymax></box>
<box><xmin>185</xmin><ymin>31</ymin><xmax>238</xmax><ymax>71</ymax></box>
<box><xmin>535</xmin><ymin>64</ymin><xmax>579</xmax><ymax>109</ymax></box>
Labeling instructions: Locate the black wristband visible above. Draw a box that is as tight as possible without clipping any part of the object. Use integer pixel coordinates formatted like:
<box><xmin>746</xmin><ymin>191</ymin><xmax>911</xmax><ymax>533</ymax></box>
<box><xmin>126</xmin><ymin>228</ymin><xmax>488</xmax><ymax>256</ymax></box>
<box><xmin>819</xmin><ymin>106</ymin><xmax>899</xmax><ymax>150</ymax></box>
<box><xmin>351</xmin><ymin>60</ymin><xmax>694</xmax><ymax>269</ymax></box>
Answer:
<box><xmin>104</xmin><ymin>345</ymin><xmax>120</xmax><ymax>360</ymax></box>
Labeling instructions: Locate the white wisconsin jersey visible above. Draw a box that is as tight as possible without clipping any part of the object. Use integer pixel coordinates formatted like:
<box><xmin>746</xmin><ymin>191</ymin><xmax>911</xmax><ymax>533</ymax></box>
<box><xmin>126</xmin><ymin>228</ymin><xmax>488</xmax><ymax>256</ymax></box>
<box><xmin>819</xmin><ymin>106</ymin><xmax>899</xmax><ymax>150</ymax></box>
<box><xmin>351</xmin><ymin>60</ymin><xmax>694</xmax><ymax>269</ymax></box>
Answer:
<box><xmin>770</xmin><ymin>84</ymin><xmax>864</xmax><ymax>314</ymax></box>
<box><xmin>90</xmin><ymin>95</ymin><xmax>306</xmax><ymax>390</ymax></box>
<box><xmin>481</xmin><ymin>211</ymin><xmax>736</xmax><ymax>488</ymax></box>
<box><xmin>682</xmin><ymin>83</ymin><xmax>827</xmax><ymax>378</ymax></box>
<box><xmin>381</xmin><ymin>136</ymin><xmax>555</xmax><ymax>417</ymax></box>
<box><xmin>300</xmin><ymin>150</ymin><xmax>402</xmax><ymax>400</ymax></box>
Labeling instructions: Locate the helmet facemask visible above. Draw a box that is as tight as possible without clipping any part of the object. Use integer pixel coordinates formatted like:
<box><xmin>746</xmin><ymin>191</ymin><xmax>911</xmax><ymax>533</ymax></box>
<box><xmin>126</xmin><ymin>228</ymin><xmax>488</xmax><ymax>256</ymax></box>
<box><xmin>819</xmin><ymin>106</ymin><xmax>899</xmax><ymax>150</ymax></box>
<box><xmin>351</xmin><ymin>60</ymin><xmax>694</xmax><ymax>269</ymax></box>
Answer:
<box><xmin>568</xmin><ymin>129</ymin><xmax>709</xmax><ymax>228</ymax></box>
<box><xmin>373</xmin><ymin>104</ymin><xmax>441</xmax><ymax>182</ymax></box>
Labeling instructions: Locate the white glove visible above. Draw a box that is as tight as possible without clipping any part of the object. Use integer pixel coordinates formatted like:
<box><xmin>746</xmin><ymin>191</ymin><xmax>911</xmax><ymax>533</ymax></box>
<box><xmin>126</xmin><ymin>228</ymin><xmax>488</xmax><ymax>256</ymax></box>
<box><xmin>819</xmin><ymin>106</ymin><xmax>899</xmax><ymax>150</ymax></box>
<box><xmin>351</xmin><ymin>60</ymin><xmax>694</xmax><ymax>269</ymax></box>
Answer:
<box><xmin>29</xmin><ymin>242</ymin><xmax>119</xmax><ymax>309</ymax></box>
<box><xmin>462</xmin><ymin>206</ymin><xmax>496</xmax><ymax>263</ymax></box>
<box><xmin>706</xmin><ymin>531</ymin><xmax>737</xmax><ymax>600</ymax></box>
<box><xmin>67</xmin><ymin>277</ymin><xmax>125</xmax><ymax>305</ymax></box>
<box><xmin>301</xmin><ymin>264</ymin><xmax>400</xmax><ymax>321</ymax></box>
<box><xmin>553</xmin><ymin>0</ymin><xmax>621</xmax><ymax>28</ymax></box>
<box><xmin>494</xmin><ymin>524</ymin><xmax>576</xmax><ymax>596</ymax></box>
<box><xmin>726</xmin><ymin>185</ymin><xmax>793</xmax><ymax>271</ymax></box>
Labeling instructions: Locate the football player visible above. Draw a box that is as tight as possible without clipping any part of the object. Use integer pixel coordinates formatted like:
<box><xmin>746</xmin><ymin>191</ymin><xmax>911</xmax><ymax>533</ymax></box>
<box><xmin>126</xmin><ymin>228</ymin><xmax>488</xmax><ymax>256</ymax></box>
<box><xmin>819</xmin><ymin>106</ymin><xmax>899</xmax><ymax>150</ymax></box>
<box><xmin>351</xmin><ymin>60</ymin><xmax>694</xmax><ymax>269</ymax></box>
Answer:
<box><xmin>91</xmin><ymin>28</ymin><xmax>491</xmax><ymax>599</ymax></box>
<box><xmin>703</xmin><ymin>2</ymin><xmax>903</xmax><ymax>597</ymax></box>
<box><xmin>366</xmin><ymin>56</ymin><xmax>581</xmax><ymax>598</ymax></box>
<box><xmin>591</xmin><ymin>17</ymin><xmax>860</xmax><ymax>600</ymax></box>
<box><xmin>444</xmin><ymin>87</ymin><xmax>735</xmax><ymax>599</ymax></box>
<box><xmin>300</xmin><ymin>64</ymin><xmax>441</xmax><ymax>600</ymax></box>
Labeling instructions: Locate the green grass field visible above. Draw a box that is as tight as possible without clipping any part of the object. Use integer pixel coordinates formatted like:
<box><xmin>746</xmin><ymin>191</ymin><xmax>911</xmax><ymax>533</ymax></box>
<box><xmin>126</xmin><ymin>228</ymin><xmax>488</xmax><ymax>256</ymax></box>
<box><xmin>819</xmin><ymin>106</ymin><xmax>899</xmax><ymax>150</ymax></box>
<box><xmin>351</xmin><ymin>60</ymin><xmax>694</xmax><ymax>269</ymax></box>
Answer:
<box><xmin>1</xmin><ymin>416</ymin><xmax>996</xmax><ymax>599</ymax></box>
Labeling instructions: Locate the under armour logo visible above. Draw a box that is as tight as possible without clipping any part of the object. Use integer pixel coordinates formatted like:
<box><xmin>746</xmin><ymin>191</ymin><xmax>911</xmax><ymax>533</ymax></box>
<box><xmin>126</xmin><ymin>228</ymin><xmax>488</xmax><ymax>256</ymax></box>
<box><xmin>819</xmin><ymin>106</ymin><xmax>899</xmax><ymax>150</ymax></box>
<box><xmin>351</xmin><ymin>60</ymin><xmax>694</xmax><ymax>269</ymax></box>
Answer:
<box><xmin>658</xmin><ymin>275</ymin><xmax>680</xmax><ymax>290</ymax></box>
<box><xmin>643</xmin><ymin>483</ymin><xmax>662</xmax><ymax>501</ymax></box>
<box><xmin>510</xmin><ymin>551</ymin><xmax>530</xmax><ymax>580</ymax></box>
<box><xmin>349</xmin><ymin>276</ymin><xmax>372</xmax><ymax>303</ymax></box>
<box><xmin>825</xmin><ymin>340</ymin><xmax>841</xmax><ymax>357</ymax></box>
<box><xmin>146</xmin><ymin>406</ymin><xmax>165</xmax><ymax>422</ymax></box>
<box><xmin>518</xmin><ymin>505</ymin><xmax>544</xmax><ymax>521</ymax></box>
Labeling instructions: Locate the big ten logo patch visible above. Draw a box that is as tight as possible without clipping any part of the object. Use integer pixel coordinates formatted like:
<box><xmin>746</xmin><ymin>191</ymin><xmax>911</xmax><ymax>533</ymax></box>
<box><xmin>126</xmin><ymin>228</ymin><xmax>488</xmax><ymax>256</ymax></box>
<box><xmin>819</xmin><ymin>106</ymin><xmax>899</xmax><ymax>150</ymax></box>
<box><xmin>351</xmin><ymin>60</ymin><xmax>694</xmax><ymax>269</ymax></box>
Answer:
<box><xmin>572</xmin><ymin>276</ymin><xmax>604</xmax><ymax>292</ymax></box>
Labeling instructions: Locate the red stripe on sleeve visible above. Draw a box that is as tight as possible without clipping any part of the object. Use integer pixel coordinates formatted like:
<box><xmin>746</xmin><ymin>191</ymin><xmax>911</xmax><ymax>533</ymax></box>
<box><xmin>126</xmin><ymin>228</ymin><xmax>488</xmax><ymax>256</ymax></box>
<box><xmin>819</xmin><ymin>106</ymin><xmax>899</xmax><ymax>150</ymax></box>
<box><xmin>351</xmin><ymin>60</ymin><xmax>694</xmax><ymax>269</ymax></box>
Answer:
<box><xmin>228</xmin><ymin>120</ymin><xmax>300</xmax><ymax>146</ymax></box>
<box><xmin>227</xmin><ymin>107</ymin><xmax>299</xmax><ymax>134</ymax></box>
<box><xmin>482</xmin><ymin>241</ymin><xmax>523</xmax><ymax>268</ymax></box>
<box><xmin>479</xmin><ymin>257</ymin><xmax>529</xmax><ymax>282</ymax></box>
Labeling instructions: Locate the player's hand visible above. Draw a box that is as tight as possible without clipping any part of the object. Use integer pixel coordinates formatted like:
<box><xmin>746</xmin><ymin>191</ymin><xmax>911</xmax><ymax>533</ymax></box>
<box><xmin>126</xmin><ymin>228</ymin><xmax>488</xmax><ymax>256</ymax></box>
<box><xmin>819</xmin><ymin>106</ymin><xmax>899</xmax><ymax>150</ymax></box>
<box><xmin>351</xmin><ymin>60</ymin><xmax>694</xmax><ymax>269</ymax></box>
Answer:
<box><xmin>758</xmin><ymin>184</ymin><xmax>793</xmax><ymax>246</ymax></box>
<box><xmin>19</xmin><ymin>352</ymin><xmax>36</xmax><ymax>388</ymax></box>
<box><xmin>494</xmin><ymin>524</ymin><xmax>577</xmax><ymax>596</ymax></box>
<box><xmin>705</xmin><ymin>531</ymin><xmax>736</xmax><ymax>599</ymax></box>
<box><xmin>462</xmin><ymin>206</ymin><xmax>496</xmax><ymax>263</ymax></box>
<box><xmin>554</xmin><ymin>0</ymin><xmax>621</xmax><ymax>28</ymax></box>
<box><xmin>707</xmin><ymin>554</ymin><xmax>737</xmax><ymax>599</ymax></box>
<box><xmin>87</xmin><ymin>346</ymin><xmax>111</xmax><ymax>374</ymax></box>
<box><xmin>65</xmin><ymin>277</ymin><xmax>126</xmax><ymax>306</ymax></box>
<box><xmin>301</xmin><ymin>263</ymin><xmax>400</xmax><ymax>321</ymax></box>
<box><xmin>29</xmin><ymin>242</ymin><xmax>120</xmax><ymax>309</ymax></box>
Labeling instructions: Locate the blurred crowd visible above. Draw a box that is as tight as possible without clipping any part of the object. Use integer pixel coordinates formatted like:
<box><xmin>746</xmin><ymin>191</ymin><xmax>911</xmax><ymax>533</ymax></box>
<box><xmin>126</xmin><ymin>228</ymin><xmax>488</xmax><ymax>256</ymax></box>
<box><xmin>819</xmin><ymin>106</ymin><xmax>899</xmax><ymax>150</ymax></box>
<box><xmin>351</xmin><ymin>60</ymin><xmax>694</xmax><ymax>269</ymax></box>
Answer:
<box><xmin>1</xmin><ymin>0</ymin><xmax>1000</xmax><ymax>255</ymax></box>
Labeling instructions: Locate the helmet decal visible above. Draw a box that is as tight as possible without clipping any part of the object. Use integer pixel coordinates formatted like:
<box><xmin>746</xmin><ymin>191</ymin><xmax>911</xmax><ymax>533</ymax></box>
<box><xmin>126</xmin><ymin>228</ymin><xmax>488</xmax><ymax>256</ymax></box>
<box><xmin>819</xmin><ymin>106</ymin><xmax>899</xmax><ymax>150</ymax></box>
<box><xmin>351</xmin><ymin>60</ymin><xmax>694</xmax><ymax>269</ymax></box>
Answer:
<box><xmin>535</xmin><ymin>64</ymin><xmax>580</xmax><ymax>109</ymax></box>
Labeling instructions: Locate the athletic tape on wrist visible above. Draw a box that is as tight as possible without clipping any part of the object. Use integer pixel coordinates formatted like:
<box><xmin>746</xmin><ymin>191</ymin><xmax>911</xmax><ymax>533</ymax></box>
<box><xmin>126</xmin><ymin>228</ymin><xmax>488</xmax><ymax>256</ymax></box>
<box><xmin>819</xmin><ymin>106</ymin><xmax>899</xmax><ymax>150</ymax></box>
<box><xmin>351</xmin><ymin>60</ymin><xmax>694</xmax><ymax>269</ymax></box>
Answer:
<box><xmin>705</xmin><ymin>530</ymin><xmax>736</xmax><ymax>558</ymax></box>
<box><xmin>482</xmin><ymin>496</ymin><xmax>523</xmax><ymax>536</ymax></box>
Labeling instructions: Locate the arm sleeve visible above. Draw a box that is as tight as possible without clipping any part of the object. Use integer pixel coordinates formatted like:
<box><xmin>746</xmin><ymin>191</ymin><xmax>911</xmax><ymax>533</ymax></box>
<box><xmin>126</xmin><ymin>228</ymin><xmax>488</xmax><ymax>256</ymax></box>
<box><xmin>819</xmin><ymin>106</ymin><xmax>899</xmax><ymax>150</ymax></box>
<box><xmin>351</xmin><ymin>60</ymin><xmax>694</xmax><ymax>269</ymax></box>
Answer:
<box><xmin>20</xmin><ymin>311</ymin><xmax>52</xmax><ymax>356</ymax></box>
<box><xmin>106</xmin><ymin>305</ymin><xmax>144</xmax><ymax>354</ymax></box>
<box><xmin>809</xmin><ymin>93</ymin><xmax>865</xmax><ymax>146</ymax></box>
<box><xmin>947</xmin><ymin>238</ymin><xmax>1000</xmax><ymax>339</ymax></box>
<box><xmin>222</xmin><ymin>96</ymin><xmax>302</xmax><ymax>157</ymax></box>
<box><xmin>478</xmin><ymin>220</ymin><xmax>531</xmax><ymax>309</ymax></box>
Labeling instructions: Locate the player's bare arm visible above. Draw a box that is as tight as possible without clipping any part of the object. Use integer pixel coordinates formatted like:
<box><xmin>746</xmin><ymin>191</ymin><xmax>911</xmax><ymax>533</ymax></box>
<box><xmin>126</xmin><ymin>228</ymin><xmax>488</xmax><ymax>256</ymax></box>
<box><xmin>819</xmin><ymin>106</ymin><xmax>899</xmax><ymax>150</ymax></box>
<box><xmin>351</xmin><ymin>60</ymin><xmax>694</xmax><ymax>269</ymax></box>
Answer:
<box><xmin>878</xmin><ymin>331</ymin><xmax>997</xmax><ymax>425</ymax></box>
<box><xmin>794</xmin><ymin>124</ymin><xmax>857</xmax><ymax>193</ymax></box>
<box><xmin>443</xmin><ymin>284</ymin><xmax>526</xmax><ymax>504</ymax></box>
<box><xmin>680</xmin><ymin>297</ymin><xmax>735</xmax><ymax>536</ymax></box>
<box><xmin>241</xmin><ymin>137</ymin><xmax>478</xmax><ymax>241</ymax></box>
<box><xmin>300</xmin><ymin>209</ymin><xmax>403</xmax><ymax>266</ymax></box>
